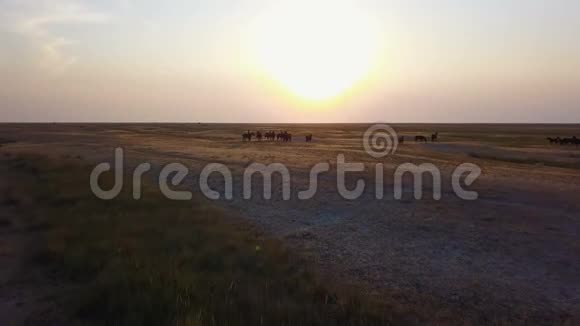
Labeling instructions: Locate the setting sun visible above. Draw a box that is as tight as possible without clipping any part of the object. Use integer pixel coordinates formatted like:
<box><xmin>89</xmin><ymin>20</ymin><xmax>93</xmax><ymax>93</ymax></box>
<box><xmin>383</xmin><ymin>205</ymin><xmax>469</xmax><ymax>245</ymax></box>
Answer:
<box><xmin>251</xmin><ymin>1</ymin><xmax>381</xmax><ymax>102</ymax></box>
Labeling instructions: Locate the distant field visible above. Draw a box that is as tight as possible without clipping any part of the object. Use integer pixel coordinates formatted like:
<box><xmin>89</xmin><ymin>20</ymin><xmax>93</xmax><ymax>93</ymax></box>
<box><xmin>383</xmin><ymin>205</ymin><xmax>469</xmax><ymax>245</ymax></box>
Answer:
<box><xmin>0</xmin><ymin>123</ymin><xmax>579</xmax><ymax>324</ymax></box>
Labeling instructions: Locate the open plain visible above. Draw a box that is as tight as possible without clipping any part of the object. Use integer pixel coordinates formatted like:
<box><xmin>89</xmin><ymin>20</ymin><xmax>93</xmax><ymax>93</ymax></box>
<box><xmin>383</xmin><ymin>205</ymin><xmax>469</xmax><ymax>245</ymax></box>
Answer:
<box><xmin>1</xmin><ymin>123</ymin><xmax>579</xmax><ymax>324</ymax></box>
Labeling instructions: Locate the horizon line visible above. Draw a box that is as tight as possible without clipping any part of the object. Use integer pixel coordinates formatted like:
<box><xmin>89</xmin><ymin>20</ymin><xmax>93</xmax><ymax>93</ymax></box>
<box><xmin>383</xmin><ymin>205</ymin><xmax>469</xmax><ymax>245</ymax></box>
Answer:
<box><xmin>1</xmin><ymin>121</ymin><xmax>580</xmax><ymax>125</ymax></box>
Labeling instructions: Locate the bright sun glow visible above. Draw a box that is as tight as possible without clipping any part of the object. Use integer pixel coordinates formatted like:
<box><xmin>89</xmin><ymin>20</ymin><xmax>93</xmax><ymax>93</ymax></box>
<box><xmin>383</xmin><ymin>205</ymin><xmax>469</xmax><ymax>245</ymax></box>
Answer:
<box><xmin>252</xmin><ymin>1</ymin><xmax>381</xmax><ymax>102</ymax></box>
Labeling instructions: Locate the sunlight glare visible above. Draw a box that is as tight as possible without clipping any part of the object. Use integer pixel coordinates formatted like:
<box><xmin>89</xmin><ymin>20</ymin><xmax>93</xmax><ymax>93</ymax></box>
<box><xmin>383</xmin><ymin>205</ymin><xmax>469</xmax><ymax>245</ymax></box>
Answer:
<box><xmin>251</xmin><ymin>1</ymin><xmax>381</xmax><ymax>102</ymax></box>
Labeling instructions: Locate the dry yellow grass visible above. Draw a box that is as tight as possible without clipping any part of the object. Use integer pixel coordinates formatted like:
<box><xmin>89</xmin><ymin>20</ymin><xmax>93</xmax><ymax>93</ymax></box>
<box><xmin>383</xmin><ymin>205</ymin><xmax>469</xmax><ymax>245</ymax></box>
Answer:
<box><xmin>1</xmin><ymin>123</ymin><xmax>579</xmax><ymax>324</ymax></box>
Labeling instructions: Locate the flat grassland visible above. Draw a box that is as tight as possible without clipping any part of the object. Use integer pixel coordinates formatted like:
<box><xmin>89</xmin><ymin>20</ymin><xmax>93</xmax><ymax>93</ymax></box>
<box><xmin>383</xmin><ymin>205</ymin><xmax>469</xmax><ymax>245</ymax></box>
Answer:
<box><xmin>0</xmin><ymin>123</ymin><xmax>579</xmax><ymax>324</ymax></box>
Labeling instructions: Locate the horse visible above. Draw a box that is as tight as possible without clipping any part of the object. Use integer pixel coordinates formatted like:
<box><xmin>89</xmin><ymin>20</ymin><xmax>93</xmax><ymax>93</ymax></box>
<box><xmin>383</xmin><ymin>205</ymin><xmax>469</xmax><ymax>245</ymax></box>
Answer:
<box><xmin>398</xmin><ymin>136</ymin><xmax>405</xmax><ymax>144</ymax></box>
<box><xmin>305</xmin><ymin>134</ymin><xmax>313</xmax><ymax>142</ymax></box>
<box><xmin>415</xmin><ymin>135</ymin><xmax>428</xmax><ymax>142</ymax></box>
<box><xmin>242</xmin><ymin>131</ymin><xmax>254</xmax><ymax>142</ymax></box>
<box><xmin>281</xmin><ymin>131</ymin><xmax>291</xmax><ymax>142</ymax></box>
<box><xmin>256</xmin><ymin>131</ymin><xmax>263</xmax><ymax>142</ymax></box>
<box><xmin>560</xmin><ymin>137</ymin><xmax>573</xmax><ymax>145</ymax></box>
<box><xmin>276</xmin><ymin>131</ymin><xmax>292</xmax><ymax>142</ymax></box>
<box><xmin>265</xmin><ymin>131</ymin><xmax>275</xmax><ymax>141</ymax></box>
<box><xmin>573</xmin><ymin>136</ymin><xmax>580</xmax><ymax>146</ymax></box>
<box><xmin>431</xmin><ymin>132</ymin><xmax>439</xmax><ymax>142</ymax></box>
<box><xmin>547</xmin><ymin>137</ymin><xmax>560</xmax><ymax>144</ymax></box>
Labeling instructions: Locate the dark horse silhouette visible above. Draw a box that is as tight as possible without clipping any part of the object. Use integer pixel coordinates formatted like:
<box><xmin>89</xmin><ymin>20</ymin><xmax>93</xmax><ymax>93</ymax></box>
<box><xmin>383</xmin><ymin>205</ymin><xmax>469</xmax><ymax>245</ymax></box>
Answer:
<box><xmin>398</xmin><ymin>136</ymin><xmax>405</xmax><ymax>144</ymax></box>
<box><xmin>305</xmin><ymin>134</ymin><xmax>313</xmax><ymax>142</ymax></box>
<box><xmin>431</xmin><ymin>132</ymin><xmax>439</xmax><ymax>142</ymax></box>
<box><xmin>265</xmin><ymin>131</ymin><xmax>276</xmax><ymax>141</ymax></box>
<box><xmin>242</xmin><ymin>130</ymin><xmax>254</xmax><ymax>142</ymax></box>
<box><xmin>560</xmin><ymin>137</ymin><xmax>573</xmax><ymax>145</ymax></box>
<box><xmin>256</xmin><ymin>131</ymin><xmax>263</xmax><ymax>141</ymax></box>
<box><xmin>547</xmin><ymin>137</ymin><xmax>560</xmax><ymax>144</ymax></box>
<box><xmin>550</xmin><ymin>136</ymin><xmax>580</xmax><ymax>145</ymax></box>
<box><xmin>415</xmin><ymin>135</ymin><xmax>428</xmax><ymax>142</ymax></box>
<box><xmin>276</xmin><ymin>131</ymin><xmax>292</xmax><ymax>142</ymax></box>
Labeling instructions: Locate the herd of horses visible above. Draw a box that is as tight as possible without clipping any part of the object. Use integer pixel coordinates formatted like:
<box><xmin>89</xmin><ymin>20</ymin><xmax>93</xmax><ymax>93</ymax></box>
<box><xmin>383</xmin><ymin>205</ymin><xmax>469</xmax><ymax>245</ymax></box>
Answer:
<box><xmin>241</xmin><ymin>130</ymin><xmax>439</xmax><ymax>143</ymax></box>
<box><xmin>241</xmin><ymin>130</ymin><xmax>579</xmax><ymax>147</ymax></box>
<box><xmin>242</xmin><ymin>130</ymin><xmax>313</xmax><ymax>142</ymax></box>
<box><xmin>547</xmin><ymin>136</ymin><xmax>580</xmax><ymax>146</ymax></box>
<box><xmin>400</xmin><ymin>132</ymin><xmax>439</xmax><ymax>143</ymax></box>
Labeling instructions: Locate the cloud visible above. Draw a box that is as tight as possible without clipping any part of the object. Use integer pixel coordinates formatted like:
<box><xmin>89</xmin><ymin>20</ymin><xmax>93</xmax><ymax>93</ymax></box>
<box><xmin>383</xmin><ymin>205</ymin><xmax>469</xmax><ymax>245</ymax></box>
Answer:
<box><xmin>2</xmin><ymin>0</ymin><xmax>110</xmax><ymax>74</ymax></box>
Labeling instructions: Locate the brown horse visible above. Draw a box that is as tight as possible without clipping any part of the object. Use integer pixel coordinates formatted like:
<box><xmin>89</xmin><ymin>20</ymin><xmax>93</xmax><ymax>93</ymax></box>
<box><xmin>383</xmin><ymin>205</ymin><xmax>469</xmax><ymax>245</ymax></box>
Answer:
<box><xmin>560</xmin><ymin>137</ymin><xmax>573</xmax><ymax>145</ymax></box>
<box><xmin>242</xmin><ymin>131</ymin><xmax>254</xmax><ymax>142</ymax></box>
<box><xmin>265</xmin><ymin>131</ymin><xmax>275</xmax><ymax>141</ymax></box>
<box><xmin>276</xmin><ymin>131</ymin><xmax>292</xmax><ymax>142</ymax></box>
<box><xmin>431</xmin><ymin>132</ymin><xmax>439</xmax><ymax>142</ymax></box>
<box><xmin>415</xmin><ymin>135</ymin><xmax>428</xmax><ymax>142</ymax></box>
<box><xmin>547</xmin><ymin>137</ymin><xmax>560</xmax><ymax>144</ymax></box>
<box><xmin>305</xmin><ymin>134</ymin><xmax>313</xmax><ymax>142</ymax></box>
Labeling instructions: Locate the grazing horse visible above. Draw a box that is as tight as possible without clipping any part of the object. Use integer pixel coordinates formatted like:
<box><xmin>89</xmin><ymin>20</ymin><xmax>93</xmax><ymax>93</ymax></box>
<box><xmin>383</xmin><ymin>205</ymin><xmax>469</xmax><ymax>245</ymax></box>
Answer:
<box><xmin>415</xmin><ymin>135</ymin><xmax>428</xmax><ymax>142</ymax></box>
<box><xmin>305</xmin><ymin>134</ymin><xmax>313</xmax><ymax>142</ymax></box>
<box><xmin>560</xmin><ymin>137</ymin><xmax>573</xmax><ymax>145</ymax></box>
<box><xmin>242</xmin><ymin>130</ymin><xmax>254</xmax><ymax>142</ymax></box>
<box><xmin>431</xmin><ymin>132</ymin><xmax>439</xmax><ymax>142</ymax></box>
<box><xmin>547</xmin><ymin>137</ymin><xmax>560</xmax><ymax>144</ymax></box>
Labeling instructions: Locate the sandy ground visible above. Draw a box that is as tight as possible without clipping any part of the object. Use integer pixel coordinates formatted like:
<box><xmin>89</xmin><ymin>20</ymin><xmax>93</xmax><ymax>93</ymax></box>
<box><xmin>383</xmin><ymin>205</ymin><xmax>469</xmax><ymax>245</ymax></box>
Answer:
<box><xmin>1</xmin><ymin>123</ymin><xmax>579</xmax><ymax>323</ymax></box>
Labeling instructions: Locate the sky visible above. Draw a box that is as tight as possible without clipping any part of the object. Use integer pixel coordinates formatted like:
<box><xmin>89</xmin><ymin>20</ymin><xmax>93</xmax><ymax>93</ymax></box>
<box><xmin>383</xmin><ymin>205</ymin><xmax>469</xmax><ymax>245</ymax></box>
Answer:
<box><xmin>1</xmin><ymin>0</ymin><xmax>579</xmax><ymax>123</ymax></box>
